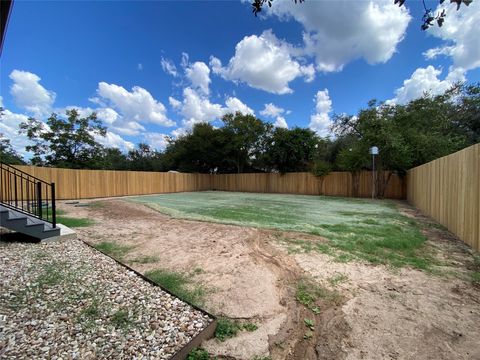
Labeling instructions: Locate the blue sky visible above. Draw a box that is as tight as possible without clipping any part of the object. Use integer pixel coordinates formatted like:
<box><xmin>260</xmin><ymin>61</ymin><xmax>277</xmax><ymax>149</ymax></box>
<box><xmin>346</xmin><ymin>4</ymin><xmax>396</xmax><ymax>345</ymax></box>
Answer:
<box><xmin>1</xmin><ymin>0</ymin><xmax>479</xmax><ymax>155</ymax></box>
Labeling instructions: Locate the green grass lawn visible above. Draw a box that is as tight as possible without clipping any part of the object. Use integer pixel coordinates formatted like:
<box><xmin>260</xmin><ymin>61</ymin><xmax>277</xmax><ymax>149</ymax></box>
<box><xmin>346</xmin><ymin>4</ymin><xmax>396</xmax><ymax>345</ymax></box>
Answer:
<box><xmin>128</xmin><ymin>191</ymin><xmax>435</xmax><ymax>270</ymax></box>
<box><xmin>55</xmin><ymin>209</ymin><xmax>94</xmax><ymax>228</ymax></box>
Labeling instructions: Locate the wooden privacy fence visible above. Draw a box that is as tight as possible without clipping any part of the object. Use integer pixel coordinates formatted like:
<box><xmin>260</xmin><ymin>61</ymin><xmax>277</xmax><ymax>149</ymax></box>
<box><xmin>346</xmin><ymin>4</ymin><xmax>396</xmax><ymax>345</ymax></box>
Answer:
<box><xmin>407</xmin><ymin>144</ymin><xmax>480</xmax><ymax>252</ymax></box>
<box><xmin>9</xmin><ymin>166</ymin><xmax>211</xmax><ymax>200</ymax></box>
<box><xmin>5</xmin><ymin>166</ymin><xmax>405</xmax><ymax>200</ymax></box>
<box><xmin>5</xmin><ymin>153</ymin><xmax>479</xmax><ymax>251</ymax></box>
<box><xmin>212</xmin><ymin>171</ymin><xmax>405</xmax><ymax>199</ymax></box>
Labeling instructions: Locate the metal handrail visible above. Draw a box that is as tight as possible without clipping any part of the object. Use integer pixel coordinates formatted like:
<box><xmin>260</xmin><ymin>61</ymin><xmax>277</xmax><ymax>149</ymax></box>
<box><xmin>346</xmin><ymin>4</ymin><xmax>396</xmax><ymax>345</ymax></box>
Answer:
<box><xmin>0</xmin><ymin>162</ymin><xmax>52</xmax><ymax>185</ymax></box>
<box><xmin>0</xmin><ymin>162</ymin><xmax>56</xmax><ymax>228</ymax></box>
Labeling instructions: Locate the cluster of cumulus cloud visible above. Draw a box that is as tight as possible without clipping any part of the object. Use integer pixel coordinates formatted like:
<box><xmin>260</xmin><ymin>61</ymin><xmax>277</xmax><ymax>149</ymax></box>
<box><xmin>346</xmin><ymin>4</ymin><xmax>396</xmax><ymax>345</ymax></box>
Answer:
<box><xmin>2</xmin><ymin>0</ymin><xmax>479</xmax><ymax>156</ymax></box>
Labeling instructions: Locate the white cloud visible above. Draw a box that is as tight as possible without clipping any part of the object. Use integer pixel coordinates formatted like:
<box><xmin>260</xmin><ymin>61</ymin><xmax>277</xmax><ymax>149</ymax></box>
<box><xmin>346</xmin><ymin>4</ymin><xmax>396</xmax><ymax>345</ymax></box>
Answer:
<box><xmin>225</xmin><ymin>97</ymin><xmax>254</xmax><ymax>115</ymax></box>
<box><xmin>269</xmin><ymin>0</ymin><xmax>410</xmax><ymax>72</ymax></box>
<box><xmin>300</xmin><ymin>64</ymin><xmax>315</xmax><ymax>82</ymax></box>
<box><xmin>171</xmin><ymin>86</ymin><xmax>255</xmax><ymax>136</ymax></box>
<box><xmin>424</xmin><ymin>1</ymin><xmax>480</xmax><ymax>71</ymax></box>
<box><xmin>181</xmin><ymin>52</ymin><xmax>190</xmax><ymax>68</ymax></box>
<box><xmin>95</xmin><ymin>131</ymin><xmax>134</xmax><ymax>152</ymax></box>
<box><xmin>0</xmin><ymin>108</ymin><xmax>32</xmax><ymax>157</ymax></box>
<box><xmin>185</xmin><ymin>61</ymin><xmax>211</xmax><ymax>95</ymax></box>
<box><xmin>95</xmin><ymin>82</ymin><xmax>175</xmax><ymax>127</ymax></box>
<box><xmin>260</xmin><ymin>103</ymin><xmax>285</xmax><ymax>118</ymax></box>
<box><xmin>0</xmin><ymin>96</ymin><xmax>3</xmax><ymax>107</ymax></box>
<box><xmin>210</xmin><ymin>30</ymin><xmax>314</xmax><ymax>94</ymax></box>
<box><xmin>137</xmin><ymin>63</ymin><xmax>143</xmax><ymax>71</ymax></box>
<box><xmin>178</xmin><ymin>87</ymin><xmax>224</xmax><ymax>126</ymax></box>
<box><xmin>169</xmin><ymin>96</ymin><xmax>182</xmax><ymax>109</ymax></box>
<box><xmin>59</xmin><ymin>106</ymin><xmax>120</xmax><ymax>125</ymax></box>
<box><xmin>309</xmin><ymin>89</ymin><xmax>333</xmax><ymax>136</ymax></box>
<box><xmin>112</xmin><ymin>121</ymin><xmax>146</xmax><ymax>136</ymax></box>
<box><xmin>387</xmin><ymin>66</ymin><xmax>465</xmax><ymax>105</ymax></box>
<box><xmin>161</xmin><ymin>57</ymin><xmax>178</xmax><ymax>77</ymax></box>
<box><xmin>9</xmin><ymin>70</ymin><xmax>56</xmax><ymax>117</ymax></box>
<box><xmin>144</xmin><ymin>132</ymin><xmax>170</xmax><ymax>150</ymax></box>
<box><xmin>274</xmin><ymin>116</ymin><xmax>288</xmax><ymax>129</ymax></box>
<box><xmin>260</xmin><ymin>103</ymin><xmax>288</xmax><ymax>128</ymax></box>
<box><xmin>96</xmin><ymin>107</ymin><xmax>120</xmax><ymax>125</ymax></box>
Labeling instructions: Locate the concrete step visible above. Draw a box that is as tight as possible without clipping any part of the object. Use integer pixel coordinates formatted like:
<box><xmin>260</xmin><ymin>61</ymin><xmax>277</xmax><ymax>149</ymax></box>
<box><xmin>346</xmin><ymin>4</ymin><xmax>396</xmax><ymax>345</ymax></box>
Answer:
<box><xmin>0</xmin><ymin>204</ymin><xmax>61</xmax><ymax>240</ymax></box>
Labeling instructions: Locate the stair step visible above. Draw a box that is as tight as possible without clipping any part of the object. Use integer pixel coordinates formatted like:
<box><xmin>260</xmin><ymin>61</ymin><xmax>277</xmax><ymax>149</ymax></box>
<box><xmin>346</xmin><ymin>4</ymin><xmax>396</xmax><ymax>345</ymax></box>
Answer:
<box><xmin>26</xmin><ymin>223</ymin><xmax>46</xmax><ymax>230</ymax></box>
<box><xmin>6</xmin><ymin>216</ymin><xmax>28</xmax><ymax>223</ymax></box>
<box><xmin>43</xmin><ymin>227</ymin><xmax>60</xmax><ymax>234</ymax></box>
<box><xmin>0</xmin><ymin>204</ymin><xmax>60</xmax><ymax>240</ymax></box>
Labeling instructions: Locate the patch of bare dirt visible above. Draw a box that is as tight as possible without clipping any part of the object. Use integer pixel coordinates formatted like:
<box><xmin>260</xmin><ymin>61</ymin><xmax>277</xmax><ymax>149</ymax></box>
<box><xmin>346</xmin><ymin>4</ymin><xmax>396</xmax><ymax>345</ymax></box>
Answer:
<box><xmin>59</xmin><ymin>199</ymin><xmax>480</xmax><ymax>360</ymax></box>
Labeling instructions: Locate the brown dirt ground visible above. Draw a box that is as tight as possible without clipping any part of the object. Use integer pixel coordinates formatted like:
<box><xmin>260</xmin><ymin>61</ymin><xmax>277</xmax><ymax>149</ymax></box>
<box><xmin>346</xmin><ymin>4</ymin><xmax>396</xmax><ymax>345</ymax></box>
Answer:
<box><xmin>61</xmin><ymin>198</ymin><xmax>480</xmax><ymax>360</ymax></box>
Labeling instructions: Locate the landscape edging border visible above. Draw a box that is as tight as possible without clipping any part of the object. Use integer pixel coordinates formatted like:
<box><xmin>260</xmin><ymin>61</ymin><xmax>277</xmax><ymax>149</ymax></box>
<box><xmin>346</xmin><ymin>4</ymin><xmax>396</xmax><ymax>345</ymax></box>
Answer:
<box><xmin>80</xmin><ymin>238</ymin><xmax>217</xmax><ymax>360</ymax></box>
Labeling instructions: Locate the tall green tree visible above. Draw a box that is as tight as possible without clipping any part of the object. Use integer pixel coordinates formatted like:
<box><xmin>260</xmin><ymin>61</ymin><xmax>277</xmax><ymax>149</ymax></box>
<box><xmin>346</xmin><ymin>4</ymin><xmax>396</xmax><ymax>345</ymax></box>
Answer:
<box><xmin>222</xmin><ymin>112</ymin><xmax>272</xmax><ymax>173</ymax></box>
<box><xmin>0</xmin><ymin>135</ymin><xmax>25</xmax><ymax>165</ymax></box>
<box><xmin>450</xmin><ymin>83</ymin><xmax>480</xmax><ymax>145</ymax></box>
<box><xmin>98</xmin><ymin>147</ymin><xmax>129</xmax><ymax>170</ymax></box>
<box><xmin>264</xmin><ymin>127</ymin><xmax>319</xmax><ymax>173</ymax></box>
<box><xmin>19</xmin><ymin>109</ymin><xmax>106</xmax><ymax>168</ymax></box>
<box><xmin>392</xmin><ymin>90</ymin><xmax>465</xmax><ymax>168</ymax></box>
<box><xmin>127</xmin><ymin>143</ymin><xmax>165</xmax><ymax>171</ymax></box>
<box><xmin>163</xmin><ymin>123</ymin><xmax>232</xmax><ymax>173</ymax></box>
<box><xmin>332</xmin><ymin>89</ymin><xmax>472</xmax><ymax>197</ymax></box>
<box><xmin>335</xmin><ymin>136</ymin><xmax>370</xmax><ymax>197</ymax></box>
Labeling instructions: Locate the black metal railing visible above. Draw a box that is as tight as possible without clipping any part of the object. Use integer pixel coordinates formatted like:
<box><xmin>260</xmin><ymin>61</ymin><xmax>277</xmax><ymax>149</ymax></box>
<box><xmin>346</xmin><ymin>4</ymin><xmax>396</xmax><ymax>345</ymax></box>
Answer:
<box><xmin>0</xmin><ymin>162</ymin><xmax>56</xmax><ymax>227</ymax></box>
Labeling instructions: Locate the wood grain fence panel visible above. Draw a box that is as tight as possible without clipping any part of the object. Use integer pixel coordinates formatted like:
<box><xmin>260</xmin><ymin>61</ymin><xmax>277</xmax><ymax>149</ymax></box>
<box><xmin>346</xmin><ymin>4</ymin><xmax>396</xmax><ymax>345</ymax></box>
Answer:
<box><xmin>12</xmin><ymin>166</ymin><xmax>214</xmax><ymax>200</ymax></box>
<box><xmin>212</xmin><ymin>171</ymin><xmax>404</xmax><ymax>199</ymax></box>
<box><xmin>407</xmin><ymin>144</ymin><xmax>479</xmax><ymax>251</ymax></box>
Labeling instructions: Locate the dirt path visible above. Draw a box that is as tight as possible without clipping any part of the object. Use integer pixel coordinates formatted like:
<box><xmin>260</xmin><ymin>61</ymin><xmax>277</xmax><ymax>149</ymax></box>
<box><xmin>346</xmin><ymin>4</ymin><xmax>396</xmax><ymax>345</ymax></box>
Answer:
<box><xmin>62</xmin><ymin>199</ymin><xmax>480</xmax><ymax>360</ymax></box>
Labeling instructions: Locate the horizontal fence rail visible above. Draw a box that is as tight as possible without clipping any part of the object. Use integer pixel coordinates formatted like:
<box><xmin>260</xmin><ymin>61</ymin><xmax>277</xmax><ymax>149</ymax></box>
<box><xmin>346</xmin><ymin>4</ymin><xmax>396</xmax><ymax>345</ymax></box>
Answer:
<box><xmin>407</xmin><ymin>144</ymin><xmax>480</xmax><ymax>252</ymax></box>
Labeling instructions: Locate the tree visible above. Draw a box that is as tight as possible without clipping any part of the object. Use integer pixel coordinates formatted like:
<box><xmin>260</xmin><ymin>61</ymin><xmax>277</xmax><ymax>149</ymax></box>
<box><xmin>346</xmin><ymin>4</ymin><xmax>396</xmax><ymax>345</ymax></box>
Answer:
<box><xmin>19</xmin><ymin>109</ymin><xmax>106</xmax><ymax>168</ymax></box>
<box><xmin>98</xmin><ymin>147</ymin><xmax>129</xmax><ymax>170</ymax></box>
<box><xmin>264</xmin><ymin>127</ymin><xmax>319</xmax><ymax>173</ymax></box>
<box><xmin>332</xmin><ymin>88</ymin><xmax>472</xmax><ymax>197</ymax></box>
<box><xmin>335</xmin><ymin>137</ymin><xmax>370</xmax><ymax>197</ymax></box>
<box><xmin>251</xmin><ymin>0</ymin><xmax>474</xmax><ymax>30</ymax></box>
<box><xmin>222</xmin><ymin>112</ymin><xmax>272</xmax><ymax>173</ymax></box>
<box><xmin>392</xmin><ymin>89</ymin><xmax>465</xmax><ymax>168</ymax></box>
<box><xmin>0</xmin><ymin>135</ymin><xmax>25</xmax><ymax>165</ymax></box>
<box><xmin>311</xmin><ymin>160</ymin><xmax>332</xmax><ymax>195</ymax></box>
<box><xmin>163</xmin><ymin>123</ymin><xmax>233</xmax><ymax>173</ymax></box>
<box><xmin>450</xmin><ymin>83</ymin><xmax>480</xmax><ymax>145</ymax></box>
<box><xmin>127</xmin><ymin>143</ymin><xmax>165</xmax><ymax>171</ymax></box>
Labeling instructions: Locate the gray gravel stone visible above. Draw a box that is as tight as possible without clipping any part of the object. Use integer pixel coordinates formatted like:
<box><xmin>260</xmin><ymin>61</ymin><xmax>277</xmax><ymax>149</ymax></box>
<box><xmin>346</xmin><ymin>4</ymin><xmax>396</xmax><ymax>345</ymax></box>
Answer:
<box><xmin>0</xmin><ymin>238</ymin><xmax>213</xmax><ymax>359</ymax></box>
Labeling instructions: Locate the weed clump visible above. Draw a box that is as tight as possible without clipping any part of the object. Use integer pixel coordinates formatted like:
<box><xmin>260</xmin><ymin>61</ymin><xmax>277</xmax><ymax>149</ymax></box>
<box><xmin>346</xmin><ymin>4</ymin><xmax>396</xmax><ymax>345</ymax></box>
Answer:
<box><xmin>145</xmin><ymin>269</ymin><xmax>206</xmax><ymax>307</ymax></box>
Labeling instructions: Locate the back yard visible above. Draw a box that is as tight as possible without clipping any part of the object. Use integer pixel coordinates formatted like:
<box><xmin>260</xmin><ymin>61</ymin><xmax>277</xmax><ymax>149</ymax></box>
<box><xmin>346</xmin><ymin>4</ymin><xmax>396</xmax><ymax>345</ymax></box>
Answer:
<box><xmin>8</xmin><ymin>191</ymin><xmax>479</xmax><ymax>359</ymax></box>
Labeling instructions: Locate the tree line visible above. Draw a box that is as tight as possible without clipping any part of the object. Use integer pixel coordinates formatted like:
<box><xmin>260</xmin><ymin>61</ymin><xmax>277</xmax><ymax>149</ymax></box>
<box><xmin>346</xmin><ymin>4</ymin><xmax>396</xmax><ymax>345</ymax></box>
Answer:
<box><xmin>0</xmin><ymin>83</ymin><xmax>478</xmax><ymax>196</ymax></box>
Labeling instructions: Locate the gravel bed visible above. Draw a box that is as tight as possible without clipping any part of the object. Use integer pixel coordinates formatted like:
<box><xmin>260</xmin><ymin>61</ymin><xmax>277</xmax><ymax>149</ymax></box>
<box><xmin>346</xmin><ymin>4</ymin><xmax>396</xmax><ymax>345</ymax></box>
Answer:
<box><xmin>0</xmin><ymin>238</ymin><xmax>213</xmax><ymax>359</ymax></box>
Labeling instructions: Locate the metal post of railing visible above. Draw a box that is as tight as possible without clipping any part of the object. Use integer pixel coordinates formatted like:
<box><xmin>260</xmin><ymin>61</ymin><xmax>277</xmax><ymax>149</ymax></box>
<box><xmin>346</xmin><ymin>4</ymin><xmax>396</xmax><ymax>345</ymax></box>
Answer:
<box><xmin>27</xmin><ymin>180</ymin><xmax>30</xmax><ymax>213</ymax></box>
<box><xmin>14</xmin><ymin>175</ymin><xmax>18</xmax><ymax>207</ymax></box>
<box><xmin>37</xmin><ymin>181</ymin><xmax>42</xmax><ymax>219</ymax></box>
<box><xmin>20</xmin><ymin>174</ymin><xmax>24</xmax><ymax>212</ymax></box>
<box><xmin>51</xmin><ymin>183</ymin><xmax>56</xmax><ymax>228</ymax></box>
